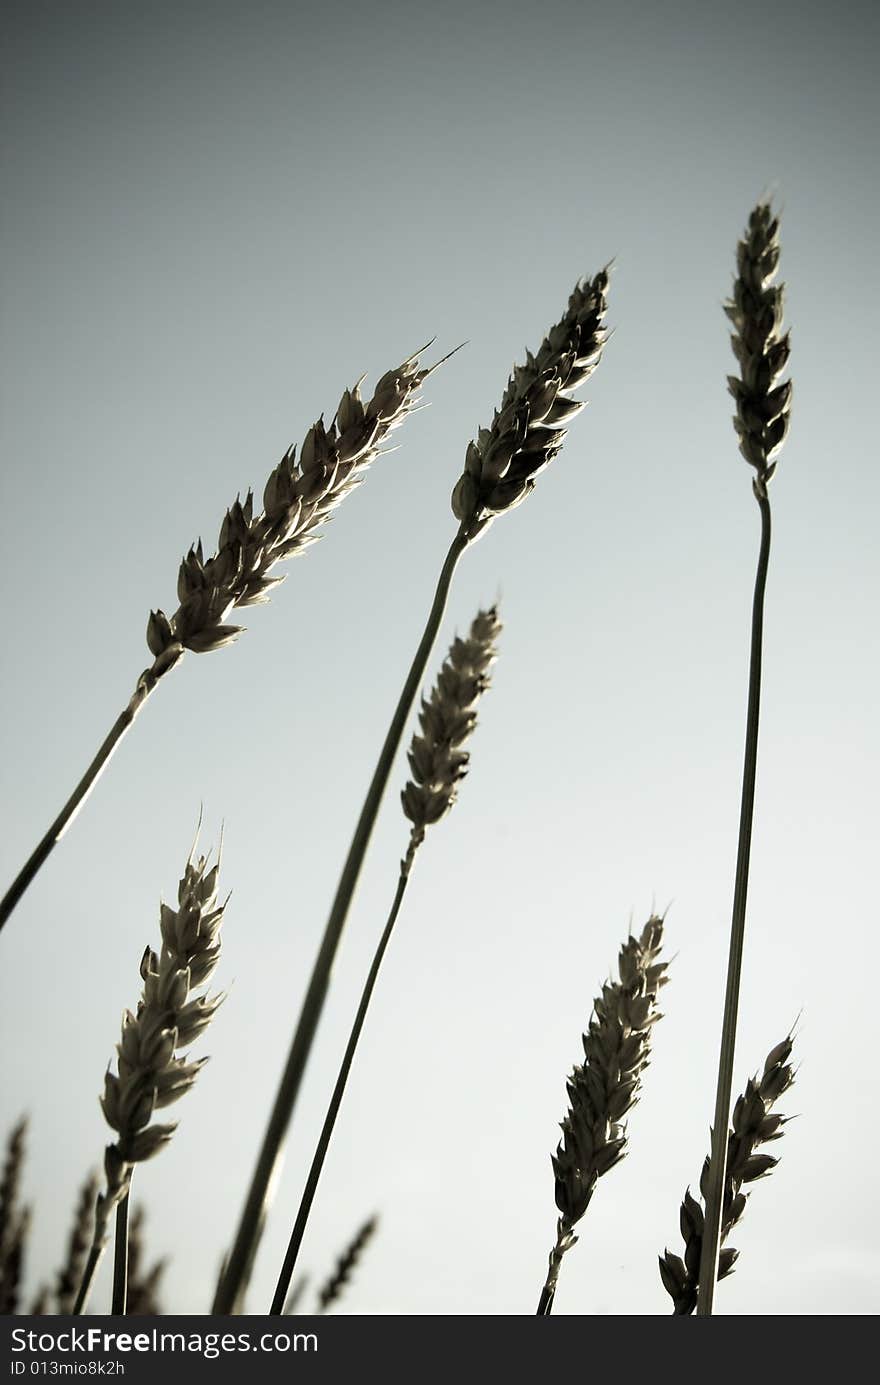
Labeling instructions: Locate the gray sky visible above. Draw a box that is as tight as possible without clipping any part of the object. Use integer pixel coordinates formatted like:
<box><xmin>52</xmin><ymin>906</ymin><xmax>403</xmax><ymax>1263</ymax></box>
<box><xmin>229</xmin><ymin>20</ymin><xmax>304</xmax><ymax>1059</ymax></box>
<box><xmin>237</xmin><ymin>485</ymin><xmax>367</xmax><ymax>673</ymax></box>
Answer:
<box><xmin>1</xmin><ymin>0</ymin><xmax>877</xmax><ymax>1315</ymax></box>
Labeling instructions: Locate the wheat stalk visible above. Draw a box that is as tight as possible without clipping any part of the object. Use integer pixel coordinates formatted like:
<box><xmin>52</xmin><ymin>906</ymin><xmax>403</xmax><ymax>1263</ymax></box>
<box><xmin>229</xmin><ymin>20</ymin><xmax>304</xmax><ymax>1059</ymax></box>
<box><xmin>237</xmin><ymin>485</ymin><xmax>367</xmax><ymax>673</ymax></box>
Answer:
<box><xmin>0</xmin><ymin>352</ymin><xmax>435</xmax><ymax>934</ymax></box>
<box><xmin>697</xmin><ymin>204</ymin><xmax>792</xmax><ymax>1314</ymax></box>
<box><xmin>537</xmin><ymin>916</ymin><xmax>668</xmax><ymax>1315</ymax></box>
<box><xmin>218</xmin><ymin>273</ymin><xmax>608</xmax><ymax>1313</ymax></box>
<box><xmin>125</xmin><ymin>1205</ymin><xmax>167</xmax><ymax>1315</ymax></box>
<box><xmin>660</xmin><ymin>1035</ymin><xmax>795</xmax><ymax>1314</ymax></box>
<box><xmin>55</xmin><ymin>1170</ymin><xmax>101</xmax><ymax>1314</ymax></box>
<box><xmin>73</xmin><ymin>844</ymin><xmax>226</xmax><ymax>1314</ymax></box>
<box><xmin>268</xmin><ymin>609</ymin><xmax>500</xmax><ymax>1314</ymax></box>
<box><xmin>0</xmin><ymin>1118</ymin><xmax>29</xmax><ymax>1315</ymax></box>
<box><xmin>316</xmin><ymin>1216</ymin><xmax>378</xmax><ymax>1315</ymax></box>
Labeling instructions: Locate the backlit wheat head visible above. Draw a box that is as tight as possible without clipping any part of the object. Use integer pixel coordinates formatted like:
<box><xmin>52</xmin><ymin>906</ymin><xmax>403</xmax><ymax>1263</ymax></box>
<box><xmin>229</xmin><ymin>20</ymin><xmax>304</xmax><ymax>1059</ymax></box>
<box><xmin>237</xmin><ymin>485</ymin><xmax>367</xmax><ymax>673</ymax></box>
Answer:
<box><xmin>143</xmin><ymin>350</ymin><xmax>434</xmax><ymax>683</ymax></box>
<box><xmin>94</xmin><ymin>848</ymin><xmax>226</xmax><ymax>1250</ymax></box>
<box><xmin>539</xmin><ymin>916</ymin><xmax>667</xmax><ymax>1311</ymax></box>
<box><xmin>452</xmin><ymin>273</ymin><xmax>608</xmax><ymax>541</ymax></box>
<box><xmin>726</xmin><ymin>204</ymin><xmax>792</xmax><ymax>495</ymax></box>
<box><xmin>401</xmin><ymin>605</ymin><xmax>502</xmax><ymax>860</ymax></box>
<box><xmin>660</xmin><ymin>1035</ymin><xmax>795</xmax><ymax>1315</ymax></box>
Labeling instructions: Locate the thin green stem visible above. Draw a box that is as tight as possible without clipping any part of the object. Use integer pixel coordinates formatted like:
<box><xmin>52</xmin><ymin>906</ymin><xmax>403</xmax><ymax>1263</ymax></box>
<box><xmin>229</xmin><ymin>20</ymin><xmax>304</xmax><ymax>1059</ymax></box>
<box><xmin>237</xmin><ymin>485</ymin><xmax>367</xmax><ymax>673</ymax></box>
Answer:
<box><xmin>111</xmin><ymin>1191</ymin><xmax>130</xmax><ymax>1316</ymax></box>
<box><xmin>0</xmin><ymin>656</ymin><xmax>173</xmax><ymax>935</ymax></box>
<box><xmin>696</xmin><ymin>488</ymin><xmax>772</xmax><ymax>1315</ymax></box>
<box><xmin>213</xmin><ymin>528</ymin><xmax>469</xmax><ymax>1314</ymax></box>
<box><xmin>270</xmin><ymin>860</ymin><xmax>414</xmax><ymax>1314</ymax></box>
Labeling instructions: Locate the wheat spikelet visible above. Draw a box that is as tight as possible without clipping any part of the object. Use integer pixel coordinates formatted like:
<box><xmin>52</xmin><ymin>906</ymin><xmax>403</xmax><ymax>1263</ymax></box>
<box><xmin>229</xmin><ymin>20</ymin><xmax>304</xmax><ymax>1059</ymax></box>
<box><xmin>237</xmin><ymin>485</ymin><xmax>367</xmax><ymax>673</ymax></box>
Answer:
<box><xmin>317</xmin><ymin>1216</ymin><xmax>378</xmax><ymax>1315</ymax></box>
<box><xmin>537</xmin><ymin>916</ymin><xmax>668</xmax><ymax>1313</ymax></box>
<box><xmin>725</xmin><ymin>204</ymin><xmax>792</xmax><ymax>495</ymax></box>
<box><xmin>0</xmin><ymin>1118</ymin><xmax>29</xmax><ymax>1315</ymax></box>
<box><xmin>660</xmin><ymin>1035</ymin><xmax>795</xmax><ymax>1315</ymax></box>
<box><xmin>452</xmin><ymin>272</ymin><xmax>608</xmax><ymax>540</ymax></box>
<box><xmin>74</xmin><ymin>845</ymin><xmax>226</xmax><ymax>1312</ymax></box>
<box><xmin>51</xmin><ymin>1171</ymin><xmax>101</xmax><ymax>1314</ymax></box>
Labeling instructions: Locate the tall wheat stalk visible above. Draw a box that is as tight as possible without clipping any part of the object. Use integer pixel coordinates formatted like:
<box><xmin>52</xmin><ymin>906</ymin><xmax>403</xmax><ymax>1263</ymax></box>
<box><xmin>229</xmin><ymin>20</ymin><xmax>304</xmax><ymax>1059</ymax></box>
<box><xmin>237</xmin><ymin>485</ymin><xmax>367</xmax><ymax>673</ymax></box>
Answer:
<box><xmin>268</xmin><ymin>608</ymin><xmax>501</xmax><ymax>1314</ymax></box>
<box><xmin>125</xmin><ymin>1206</ymin><xmax>167</xmax><ymax>1315</ymax></box>
<box><xmin>216</xmin><ymin>272</ymin><xmax>609</xmax><ymax>1313</ymax></box>
<box><xmin>55</xmin><ymin>1171</ymin><xmax>101</xmax><ymax>1314</ymax></box>
<box><xmin>0</xmin><ymin>353</ymin><xmax>434</xmax><ymax>935</ymax></box>
<box><xmin>73</xmin><ymin>844</ymin><xmax>225</xmax><ymax>1314</ymax></box>
<box><xmin>697</xmin><ymin>204</ymin><xmax>792</xmax><ymax>1314</ymax></box>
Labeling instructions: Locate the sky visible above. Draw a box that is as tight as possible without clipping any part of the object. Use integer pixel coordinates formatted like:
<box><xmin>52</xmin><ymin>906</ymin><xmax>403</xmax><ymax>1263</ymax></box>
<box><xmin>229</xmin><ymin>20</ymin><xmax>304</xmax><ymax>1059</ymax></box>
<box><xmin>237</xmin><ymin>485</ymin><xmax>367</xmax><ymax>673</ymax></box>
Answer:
<box><xmin>1</xmin><ymin>0</ymin><xmax>878</xmax><ymax>1317</ymax></box>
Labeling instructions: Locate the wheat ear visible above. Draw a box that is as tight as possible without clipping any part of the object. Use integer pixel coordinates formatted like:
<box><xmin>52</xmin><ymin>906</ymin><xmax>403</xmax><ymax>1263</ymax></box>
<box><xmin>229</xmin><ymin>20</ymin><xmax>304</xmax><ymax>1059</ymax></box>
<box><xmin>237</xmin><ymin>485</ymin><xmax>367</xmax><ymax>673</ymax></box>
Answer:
<box><xmin>73</xmin><ymin>845</ymin><xmax>226</xmax><ymax>1314</ymax></box>
<box><xmin>268</xmin><ymin>609</ymin><xmax>500</xmax><ymax>1314</ymax></box>
<box><xmin>537</xmin><ymin>917</ymin><xmax>668</xmax><ymax>1315</ymax></box>
<box><xmin>316</xmin><ymin>1216</ymin><xmax>379</xmax><ymax>1315</ymax></box>
<box><xmin>0</xmin><ymin>1118</ymin><xmax>29</xmax><ymax>1314</ymax></box>
<box><xmin>661</xmin><ymin>1035</ymin><xmax>795</xmax><ymax>1314</ymax></box>
<box><xmin>697</xmin><ymin>204</ymin><xmax>792</xmax><ymax>1314</ymax></box>
<box><xmin>0</xmin><ymin>352</ymin><xmax>435</xmax><ymax>934</ymax></box>
<box><xmin>218</xmin><ymin>273</ymin><xmax>608</xmax><ymax>1313</ymax></box>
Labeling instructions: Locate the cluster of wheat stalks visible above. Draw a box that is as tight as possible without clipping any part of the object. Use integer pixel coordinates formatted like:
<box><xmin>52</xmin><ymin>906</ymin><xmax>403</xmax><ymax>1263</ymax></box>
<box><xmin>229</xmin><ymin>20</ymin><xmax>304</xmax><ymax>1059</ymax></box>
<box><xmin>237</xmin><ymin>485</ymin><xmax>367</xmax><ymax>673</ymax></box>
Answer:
<box><xmin>0</xmin><ymin>202</ymin><xmax>796</xmax><ymax>1317</ymax></box>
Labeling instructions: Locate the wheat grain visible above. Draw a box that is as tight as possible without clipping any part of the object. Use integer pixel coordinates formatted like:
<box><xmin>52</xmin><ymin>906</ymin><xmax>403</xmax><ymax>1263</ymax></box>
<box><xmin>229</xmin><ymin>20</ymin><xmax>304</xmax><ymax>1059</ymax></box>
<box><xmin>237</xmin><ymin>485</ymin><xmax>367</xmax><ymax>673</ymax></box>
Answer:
<box><xmin>537</xmin><ymin>916</ymin><xmax>668</xmax><ymax>1314</ymax></box>
<box><xmin>661</xmin><ymin>1035</ymin><xmax>795</xmax><ymax>1315</ymax></box>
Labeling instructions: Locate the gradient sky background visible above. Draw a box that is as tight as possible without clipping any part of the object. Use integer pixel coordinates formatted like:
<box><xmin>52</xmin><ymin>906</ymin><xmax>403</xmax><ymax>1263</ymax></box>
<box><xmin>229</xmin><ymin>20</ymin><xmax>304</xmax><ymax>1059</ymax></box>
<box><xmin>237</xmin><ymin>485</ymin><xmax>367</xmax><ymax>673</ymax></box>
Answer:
<box><xmin>2</xmin><ymin>0</ymin><xmax>878</xmax><ymax>1316</ymax></box>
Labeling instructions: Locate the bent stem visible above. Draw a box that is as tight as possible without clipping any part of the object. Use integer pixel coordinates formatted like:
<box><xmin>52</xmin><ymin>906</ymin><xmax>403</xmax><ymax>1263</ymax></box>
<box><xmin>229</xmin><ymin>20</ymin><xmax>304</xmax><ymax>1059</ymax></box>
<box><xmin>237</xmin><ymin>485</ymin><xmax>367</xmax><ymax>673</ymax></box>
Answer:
<box><xmin>111</xmin><ymin>1191</ymin><xmax>130</xmax><ymax>1316</ymax></box>
<box><xmin>0</xmin><ymin>654</ymin><xmax>177</xmax><ymax>934</ymax></box>
<box><xmin>697</xmin><ymin>488</ymin><xmax>772</xmax><ymax>1315</ymax></box>
<box><xmin>214</xmin><ymin>529</ymin><xmax>469</xmax><ymax>1313</ymax></box>
<box><xmin>270</xmin><ymin>852</ymin><xmax>416</xmax><ymax>1315</ymax></box>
